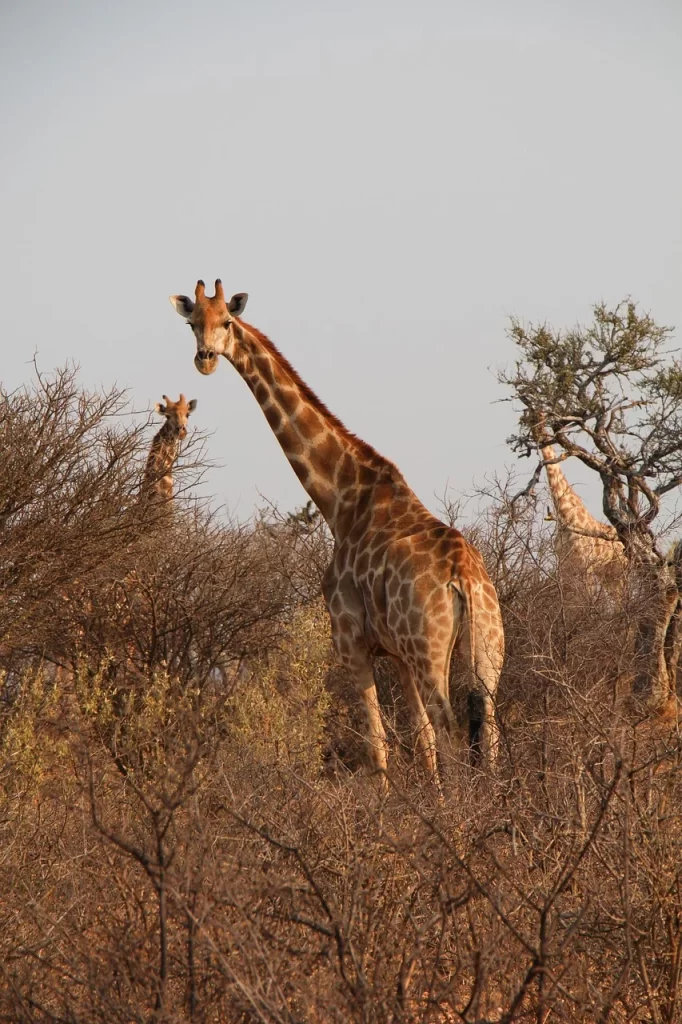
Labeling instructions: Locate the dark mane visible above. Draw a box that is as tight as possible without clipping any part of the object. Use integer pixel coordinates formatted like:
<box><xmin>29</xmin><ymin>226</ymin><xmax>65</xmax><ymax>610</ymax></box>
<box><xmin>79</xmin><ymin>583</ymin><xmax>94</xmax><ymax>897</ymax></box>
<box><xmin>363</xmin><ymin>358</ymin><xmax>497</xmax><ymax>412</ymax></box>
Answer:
<box><xmin>238</xmin><ymin>319</ymin><xmax>400</xmax><ymax>473</ymax></box>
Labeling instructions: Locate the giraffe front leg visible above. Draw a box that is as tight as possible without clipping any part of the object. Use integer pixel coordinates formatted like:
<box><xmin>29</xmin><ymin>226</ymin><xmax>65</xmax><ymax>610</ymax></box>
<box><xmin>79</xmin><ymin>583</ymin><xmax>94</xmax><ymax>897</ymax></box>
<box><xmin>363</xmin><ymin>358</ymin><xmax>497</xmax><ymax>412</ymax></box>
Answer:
<box><xmin>353</xmin><ymin>662</ymin><xmax>389</xmax><ymax>792</ymax></box>
<box><xmin>392</xmin><ymin>658</ymin><xmax>440</xmax><ymax>788</ymax></box>
<box><xmin>323</xmin><ymin>567</ymin><xmax>390</xmax><ymax>790</ymax></box>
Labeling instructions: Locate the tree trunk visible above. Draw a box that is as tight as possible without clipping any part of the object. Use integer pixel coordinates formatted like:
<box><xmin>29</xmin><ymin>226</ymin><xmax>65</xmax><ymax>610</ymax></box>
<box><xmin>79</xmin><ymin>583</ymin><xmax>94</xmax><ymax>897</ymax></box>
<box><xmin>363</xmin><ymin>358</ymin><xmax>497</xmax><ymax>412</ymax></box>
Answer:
<box><xmin>633</xmin><ymin>562</ymin><xmax>681</xmax><ymax>709</ymax></box>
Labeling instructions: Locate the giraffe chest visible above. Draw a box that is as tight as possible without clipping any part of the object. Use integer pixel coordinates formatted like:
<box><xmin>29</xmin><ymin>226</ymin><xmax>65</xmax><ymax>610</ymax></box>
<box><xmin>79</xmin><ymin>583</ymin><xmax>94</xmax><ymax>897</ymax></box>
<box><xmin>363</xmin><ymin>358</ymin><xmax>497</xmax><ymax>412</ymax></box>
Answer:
<box><xmin>340</xmin><ymin>536</ymin><xmax>392</xmax><ymax>605</ymax></box>
<box><xmin>321</xmin><ymin>534</ymin><xmax>393</xmax><ymax>653</ymax></box>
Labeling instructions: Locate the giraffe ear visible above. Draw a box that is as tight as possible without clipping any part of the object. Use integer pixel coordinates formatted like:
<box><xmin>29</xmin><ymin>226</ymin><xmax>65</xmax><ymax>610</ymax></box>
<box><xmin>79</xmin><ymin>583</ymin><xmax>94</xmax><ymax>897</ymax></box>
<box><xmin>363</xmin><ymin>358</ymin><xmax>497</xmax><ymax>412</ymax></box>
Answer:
<box><xmin>155</xmin><ymin>402</ymin><xmax>167</xmax><ymax>415</ymax></box>
<box><xmin>228</xmin><ymin>292</ymin><xmax>248</xmax><ymax>316</ymax></box>
<box><xmin>169</xmin><ymin>295</ymin><xmax>195</xmax><ymax>318</ymax></box>
<box><xmin>188</xmin><ymin>399</ymin><xmax>197</xmax><ymax>413</ymax></box>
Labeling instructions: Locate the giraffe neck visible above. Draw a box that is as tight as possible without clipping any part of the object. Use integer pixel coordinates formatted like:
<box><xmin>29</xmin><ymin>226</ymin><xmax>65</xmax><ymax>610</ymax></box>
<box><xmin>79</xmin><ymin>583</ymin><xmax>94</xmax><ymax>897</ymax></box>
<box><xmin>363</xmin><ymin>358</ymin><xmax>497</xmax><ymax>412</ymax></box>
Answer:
<box><xmin>227</xmin><ymin>321</ymin><xmax>400</xmax><ymax>537</ymax></box>
<box><xmin>143</xmin><ymin>422</ymin><xmax>180</xmax><ymax>501</ymax></box>
<box><xmin>542</xmin><ymin>445</ymin><xmax>616</xmax><ymax>538</ymax></box>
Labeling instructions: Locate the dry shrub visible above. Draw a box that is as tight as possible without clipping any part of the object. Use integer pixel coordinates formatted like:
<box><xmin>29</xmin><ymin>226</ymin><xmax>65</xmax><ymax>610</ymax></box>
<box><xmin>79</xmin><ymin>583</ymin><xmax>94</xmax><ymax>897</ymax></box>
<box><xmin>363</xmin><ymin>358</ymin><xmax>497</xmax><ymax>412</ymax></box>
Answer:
<box><xmin>227</xmin><ymin>601</ymin><xmax>333</xmax><ymax>778</ymax></box>
<box><xmin>3</xmin><ymin>671</ymin><xmax>682</xmax><ymax>1023</ymax></box>
<box><xmin>2</xmin><ymin>372</ymin><xmax>682</xmax><ymax>1022</ymax></box>
<box><xmin>0</xmin><ymin>366</ymin><xmax>148</xmax><ymax>660</ymax></box>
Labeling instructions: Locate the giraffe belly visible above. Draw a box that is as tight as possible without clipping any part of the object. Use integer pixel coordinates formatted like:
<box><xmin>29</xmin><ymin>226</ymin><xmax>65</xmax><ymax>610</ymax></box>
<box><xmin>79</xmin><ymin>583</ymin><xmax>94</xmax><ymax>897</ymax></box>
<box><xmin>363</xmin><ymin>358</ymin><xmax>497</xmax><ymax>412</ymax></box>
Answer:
<box><xmin>357</xmin><ymin>540</ymin><xmax>458</xmax><ymax>662</ymax></box>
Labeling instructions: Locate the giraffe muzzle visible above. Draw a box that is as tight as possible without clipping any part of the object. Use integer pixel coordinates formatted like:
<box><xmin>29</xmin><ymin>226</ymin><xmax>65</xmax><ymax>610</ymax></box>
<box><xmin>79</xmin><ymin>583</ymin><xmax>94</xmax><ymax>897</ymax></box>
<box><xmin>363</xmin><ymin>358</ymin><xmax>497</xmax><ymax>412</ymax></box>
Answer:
<box><xmin>194</xmin><ymin>351</ymin><xmax>219</xmax><ymax>375</ymax></box>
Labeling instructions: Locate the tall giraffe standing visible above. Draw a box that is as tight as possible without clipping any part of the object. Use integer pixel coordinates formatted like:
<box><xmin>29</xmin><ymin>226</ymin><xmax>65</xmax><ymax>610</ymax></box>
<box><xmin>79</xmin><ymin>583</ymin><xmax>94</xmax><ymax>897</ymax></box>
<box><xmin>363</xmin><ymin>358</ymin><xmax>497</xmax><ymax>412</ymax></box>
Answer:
<box><xmin>170</xmin><ymin>280</ymin><xmax>504</xmax><ymax>788</ymax></box>
<box><xmin>141</xmin><ymin>394</ymin><xmax>197</xmax><ymax>506</ymax></box>
<box><xmin>541</xmin><ymin>444</ymin><xmax>627</xmax><ymax>593</ymax></box>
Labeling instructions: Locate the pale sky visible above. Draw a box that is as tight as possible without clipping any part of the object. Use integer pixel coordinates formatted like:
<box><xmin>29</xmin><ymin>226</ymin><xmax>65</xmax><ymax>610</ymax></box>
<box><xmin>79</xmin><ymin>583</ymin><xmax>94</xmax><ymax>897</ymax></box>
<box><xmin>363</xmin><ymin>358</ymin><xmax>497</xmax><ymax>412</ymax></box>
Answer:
<box><xmin>2</xmin><ymin>0</ymin><xmax>681</xmax><ymax>521</ymax></box>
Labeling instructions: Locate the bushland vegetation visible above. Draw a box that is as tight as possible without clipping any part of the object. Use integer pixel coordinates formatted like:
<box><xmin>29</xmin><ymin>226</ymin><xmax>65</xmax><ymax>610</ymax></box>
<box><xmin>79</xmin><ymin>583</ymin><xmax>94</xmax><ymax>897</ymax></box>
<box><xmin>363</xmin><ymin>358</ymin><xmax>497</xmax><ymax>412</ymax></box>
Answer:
<box><xmin>2</xmin><ymin>328</ymin><xmax>682</xmax><ymax>1023</ymax></box>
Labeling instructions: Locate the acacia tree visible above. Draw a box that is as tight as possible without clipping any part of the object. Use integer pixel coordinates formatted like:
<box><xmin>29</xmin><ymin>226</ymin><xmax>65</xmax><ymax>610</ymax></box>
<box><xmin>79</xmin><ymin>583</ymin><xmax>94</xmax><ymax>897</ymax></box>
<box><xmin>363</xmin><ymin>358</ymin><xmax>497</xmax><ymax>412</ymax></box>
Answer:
<box><xmin>501</xmin><ymin>300</ymin><xmax>682</xmax><ymax>707</ymax></box>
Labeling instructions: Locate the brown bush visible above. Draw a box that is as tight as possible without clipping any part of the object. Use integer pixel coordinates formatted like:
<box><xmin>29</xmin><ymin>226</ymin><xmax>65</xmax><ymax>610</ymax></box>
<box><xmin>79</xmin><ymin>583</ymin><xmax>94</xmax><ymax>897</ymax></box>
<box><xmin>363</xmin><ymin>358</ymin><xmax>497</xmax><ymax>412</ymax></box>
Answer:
<box><xmin>1</xmin><ymin>369</ymin><xmax>682</xmax><ymax>1023</ymax></box>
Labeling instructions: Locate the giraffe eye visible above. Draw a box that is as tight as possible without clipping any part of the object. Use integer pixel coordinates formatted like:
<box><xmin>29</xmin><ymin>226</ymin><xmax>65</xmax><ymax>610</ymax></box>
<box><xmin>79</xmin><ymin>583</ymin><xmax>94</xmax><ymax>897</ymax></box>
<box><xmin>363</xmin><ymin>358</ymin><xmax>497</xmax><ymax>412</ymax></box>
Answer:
<box><xmin>223</xmin><ymin>319</ymin><xmax>233</xmax><ymax>329</ymax></box>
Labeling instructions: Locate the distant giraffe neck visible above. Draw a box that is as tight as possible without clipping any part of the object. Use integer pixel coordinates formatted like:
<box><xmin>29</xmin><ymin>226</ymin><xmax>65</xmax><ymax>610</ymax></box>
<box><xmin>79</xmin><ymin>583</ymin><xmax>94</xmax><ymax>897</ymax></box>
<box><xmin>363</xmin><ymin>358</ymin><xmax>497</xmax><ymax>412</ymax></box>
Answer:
<box><xmin>143</xmin><ymin>421</ymin><xmax>180</xmax><ymax>501</ymax></box>
<box><xmin>229</xmin><ymin>320</ymin><xmax>398</xmax><ymax>535</ymax></box>
<box><xmin>542</xmin><ymin>445</ymin><xmax>617</xmax><ymax>539</ymax></box>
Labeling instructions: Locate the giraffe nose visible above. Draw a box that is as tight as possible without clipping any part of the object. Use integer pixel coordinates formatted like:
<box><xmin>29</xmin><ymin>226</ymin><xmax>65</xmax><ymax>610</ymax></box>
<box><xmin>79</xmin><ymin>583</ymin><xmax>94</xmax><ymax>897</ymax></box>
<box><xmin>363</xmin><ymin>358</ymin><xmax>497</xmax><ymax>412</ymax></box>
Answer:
<box><xmin>194</xmin><ymin>351</ymin><xmax>218</xmax><ymax>375</ymax></box>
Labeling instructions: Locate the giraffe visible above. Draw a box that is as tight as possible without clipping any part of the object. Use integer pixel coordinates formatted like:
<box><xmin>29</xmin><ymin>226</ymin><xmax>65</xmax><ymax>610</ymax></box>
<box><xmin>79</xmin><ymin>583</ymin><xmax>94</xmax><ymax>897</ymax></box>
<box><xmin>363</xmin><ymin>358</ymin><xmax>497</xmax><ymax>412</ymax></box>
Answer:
<box><xmin>540</xmin><ymin>443</ymin><xmax>627</xmax><ymax>594</ymax></box>
<box><xmin>57</xmin><ymin>394</ymin><xmax>198</xmax><ymax>661</ymax></box>
<box><xmin>101</xmin><ymin>393</ymin><xmax>198</xmax><ymax>771</ymax></box>
<box><xmin>52</xmin><ymin>394</ymin><xmax>197</xmax><ymax>747</ymax></box>
<box><xmin>537</xmin><ymin>440</ymin><xmax>682</xmax><ymax>708</ymax></box>
<box><xmin>141</xmin><ymin>394</ymin><xmax>197</xmax><ymax>506</ymax></box>
<box><xmin>169</xmin><ymin>280</ymin><xmax>505</xmax><ymax>789</ymax></box>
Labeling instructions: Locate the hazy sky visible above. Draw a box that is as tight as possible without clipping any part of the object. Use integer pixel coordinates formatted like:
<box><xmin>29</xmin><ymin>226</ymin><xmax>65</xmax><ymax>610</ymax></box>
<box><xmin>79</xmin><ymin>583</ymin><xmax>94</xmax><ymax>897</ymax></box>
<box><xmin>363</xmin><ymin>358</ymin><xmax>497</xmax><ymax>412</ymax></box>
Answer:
<box><xmin>1</xmin><ymin>0</ymin><xmax>681</xmax><ymax>521</ymax></box>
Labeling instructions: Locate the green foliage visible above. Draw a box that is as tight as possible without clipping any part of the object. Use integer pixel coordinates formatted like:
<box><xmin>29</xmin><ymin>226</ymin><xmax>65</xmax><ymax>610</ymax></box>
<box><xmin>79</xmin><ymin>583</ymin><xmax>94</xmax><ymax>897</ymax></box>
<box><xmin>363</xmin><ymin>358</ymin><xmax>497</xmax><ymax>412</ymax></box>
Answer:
<box><xmin>73</xmin><ymin>657</ymin><xmax>205</xmax><ymax>781</ymax></box>
<box><xmin>228</xmin><ymin>602</ymin><xmax>333</xmax><ymax>776</ymax></box>
<box><xmin>0</xmin><ymin>666</ymin><xmax>72</xmax><ymax>799</ymax></box>
<box><xmin>507</xmin><ymin>300</ymin><xmax>674</xmax><ymax>452</ymax></box>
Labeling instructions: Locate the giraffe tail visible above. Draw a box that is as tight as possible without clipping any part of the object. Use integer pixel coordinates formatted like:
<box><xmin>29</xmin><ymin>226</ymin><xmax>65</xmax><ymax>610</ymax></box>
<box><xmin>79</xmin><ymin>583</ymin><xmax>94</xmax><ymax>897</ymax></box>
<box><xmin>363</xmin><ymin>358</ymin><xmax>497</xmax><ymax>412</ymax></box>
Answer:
<box><xmin>449</xmin><ymin>574</ymin><xmax>485</xmax><ymax>747</ymax></box>
<box><xmin>449</xmin><ymin>574</ymin><xmax>477</xmax><ymax>679</ymax></box>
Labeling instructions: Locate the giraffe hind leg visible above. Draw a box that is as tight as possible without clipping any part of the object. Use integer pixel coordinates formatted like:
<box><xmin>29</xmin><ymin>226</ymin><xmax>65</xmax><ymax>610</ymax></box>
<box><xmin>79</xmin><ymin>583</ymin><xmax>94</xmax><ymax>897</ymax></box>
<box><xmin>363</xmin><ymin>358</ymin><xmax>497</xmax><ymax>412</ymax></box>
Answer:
<box><xmin>471</xmin><ymin>622</ymin><xmax>503</xmax><ymax>766</ymax></box>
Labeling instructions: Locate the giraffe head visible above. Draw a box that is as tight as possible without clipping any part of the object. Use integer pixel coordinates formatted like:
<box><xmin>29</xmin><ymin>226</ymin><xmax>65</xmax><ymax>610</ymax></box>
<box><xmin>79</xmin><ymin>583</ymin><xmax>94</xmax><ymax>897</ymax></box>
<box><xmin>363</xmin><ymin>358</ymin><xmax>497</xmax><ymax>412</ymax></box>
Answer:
<box><xmin>169</xmin><ymin>279</ymin><xmax>249</xmax><ymax>375</ymax></box>
<box><xmin>154</xmin><ymin>394</ymin><xmax>197</xmax><ymax>440</ymax></box>
<box><xmin>523</xmin><ymin>408</ymin><xmax>555</xmax><ymax>450</ymax></box>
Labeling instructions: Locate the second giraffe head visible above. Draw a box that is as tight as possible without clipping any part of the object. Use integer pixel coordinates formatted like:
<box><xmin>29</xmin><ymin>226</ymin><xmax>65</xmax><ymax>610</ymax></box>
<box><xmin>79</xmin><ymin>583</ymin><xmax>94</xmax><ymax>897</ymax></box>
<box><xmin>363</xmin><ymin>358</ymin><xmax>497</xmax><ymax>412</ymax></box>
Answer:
<box><xmin>155</xmin><ymin>394</ymin><xmax>197</xmax><ymax>440</ymax></box>
<box><xmin>169</xmin><ymin>279</ymin><xmax>249</xmax><ymax>376</ymax></box>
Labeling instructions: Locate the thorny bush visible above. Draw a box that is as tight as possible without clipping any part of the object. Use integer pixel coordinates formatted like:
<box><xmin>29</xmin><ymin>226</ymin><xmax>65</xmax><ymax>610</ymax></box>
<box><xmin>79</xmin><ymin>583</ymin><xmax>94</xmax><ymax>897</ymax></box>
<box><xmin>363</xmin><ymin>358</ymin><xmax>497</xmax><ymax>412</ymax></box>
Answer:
<box><xmin>1</xmin><ymin>368</ymin><xmax>682</xmax><ymax>1023</ymax></box>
